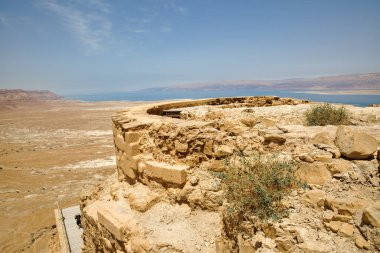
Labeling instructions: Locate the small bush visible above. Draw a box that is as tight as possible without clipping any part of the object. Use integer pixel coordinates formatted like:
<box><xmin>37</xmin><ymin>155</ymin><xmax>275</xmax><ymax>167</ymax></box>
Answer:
<box><xmin>218</xmin><ymin>153</ymin><xmax>300</xmax><ymax>238</ymax></box>
<box><xmin>305</xmin><ymin>103</ymin><xmax>349</xmax><ymax>126</ymax></box>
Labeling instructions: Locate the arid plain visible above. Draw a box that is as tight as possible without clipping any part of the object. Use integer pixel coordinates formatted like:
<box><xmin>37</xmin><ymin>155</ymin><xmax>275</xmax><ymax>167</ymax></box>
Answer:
<box><xmin>0</xmin><ymin>98</ymin><xmax>141</xmax><ymax>252</ymax></box>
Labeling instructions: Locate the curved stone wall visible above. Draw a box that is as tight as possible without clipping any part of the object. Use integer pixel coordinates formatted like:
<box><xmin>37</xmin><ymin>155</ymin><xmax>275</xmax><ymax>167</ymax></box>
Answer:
<box><xmin>112</xmin><ymin>96</ymin><xmax>308</xmax><ymax>188</ymax></box>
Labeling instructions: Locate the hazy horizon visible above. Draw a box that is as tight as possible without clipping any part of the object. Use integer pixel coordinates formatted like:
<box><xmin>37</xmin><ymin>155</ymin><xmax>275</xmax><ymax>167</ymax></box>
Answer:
<box><xmin>1</xmin><ymin>0</ymin><xmax>380</xmax><ymax>94</ymax></box>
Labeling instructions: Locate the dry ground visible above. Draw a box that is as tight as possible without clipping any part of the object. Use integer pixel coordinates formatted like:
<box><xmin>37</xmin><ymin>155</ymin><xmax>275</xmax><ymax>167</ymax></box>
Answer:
<box><xmin>0</xmin><ymin>100</ymin><xmax>141</xmax><ymax>253</ymax></box>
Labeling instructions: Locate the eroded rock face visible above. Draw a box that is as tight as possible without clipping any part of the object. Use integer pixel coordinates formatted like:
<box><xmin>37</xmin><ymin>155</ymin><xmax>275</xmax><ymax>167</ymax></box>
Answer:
<box><xmin>335</xmin><ymin>125</ymin><xmax>378</xmax><ymax>159</ymax></box>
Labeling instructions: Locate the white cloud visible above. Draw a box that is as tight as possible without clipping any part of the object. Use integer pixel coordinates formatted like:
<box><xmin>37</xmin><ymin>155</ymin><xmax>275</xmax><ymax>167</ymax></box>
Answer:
<box><xmin>39</xmin><ymin>0</ymin><xmax>112</xmax><ymax>51</ymax></box>
<box><xmin>0</xmin><ymin>14</ymin><xmax>9</xmax><ymax>26</ymax></box>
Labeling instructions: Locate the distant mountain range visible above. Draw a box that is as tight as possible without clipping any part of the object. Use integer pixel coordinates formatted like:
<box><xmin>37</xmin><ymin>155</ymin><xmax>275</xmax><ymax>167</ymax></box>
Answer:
<box><xmin>0</xmin><ymin>89</ymin><xmax>62</xmax><ymax>102</ymax></box>
<box><xmin>151</xmin><ymin>72</ymin><xmax>380</xmax><ymax>94</ymax></box>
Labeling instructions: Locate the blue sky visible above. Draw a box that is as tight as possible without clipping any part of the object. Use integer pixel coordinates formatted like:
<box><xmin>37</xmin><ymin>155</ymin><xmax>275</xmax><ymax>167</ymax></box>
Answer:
<box><xmin>0</xmin><ymin>0</ymin><xmax>379</xmax><ymax>95</ymax></box>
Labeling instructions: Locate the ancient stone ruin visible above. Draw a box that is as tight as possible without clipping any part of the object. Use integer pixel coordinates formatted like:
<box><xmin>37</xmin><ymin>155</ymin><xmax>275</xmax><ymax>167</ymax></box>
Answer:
<box><xmin>80</xmin><ymin>96</ymin><xmax>380</xmax><ymax>252</ymax></box>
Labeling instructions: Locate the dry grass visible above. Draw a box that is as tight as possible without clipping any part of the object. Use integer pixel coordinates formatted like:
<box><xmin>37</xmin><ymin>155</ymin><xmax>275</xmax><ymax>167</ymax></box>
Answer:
<box><xmin>216</xmin><ymin>153</ymin><xmax>301</xmax><ymax>238</ymax></box>
<box><xmin>305</xmin><ymin>103</ymin><xmax>350</xmax><ymax>126</ymax></box>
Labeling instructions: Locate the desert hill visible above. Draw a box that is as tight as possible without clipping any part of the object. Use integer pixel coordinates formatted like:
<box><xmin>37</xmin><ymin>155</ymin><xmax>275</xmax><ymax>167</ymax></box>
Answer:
<box><xmin>0</xmin><ymin>89</ymin><xmax>63</xmax><ymax>110</ymax></box>
<box><xmin>0</xmin><ymin>89</ymin><xmax>62</xmax><ymax>102</ymax></box>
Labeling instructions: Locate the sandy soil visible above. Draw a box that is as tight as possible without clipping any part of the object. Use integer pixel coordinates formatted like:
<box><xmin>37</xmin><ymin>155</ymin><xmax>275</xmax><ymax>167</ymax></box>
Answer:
<box><xmin>0</xmin><ymin>100</ymin><xmax>140</xmax><ymax>253</ymax></box>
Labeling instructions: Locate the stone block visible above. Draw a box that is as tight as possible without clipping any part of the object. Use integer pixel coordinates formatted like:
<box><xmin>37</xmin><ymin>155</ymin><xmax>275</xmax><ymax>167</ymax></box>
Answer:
<box><xmin>142</xmin><ymin>160</ymin><xmax>188</xmax><ymax>185</ymax></box>
<box><xmin>97</xmin><ymin>201</ymin><xmax>136</xmax><ymax>241</ymax></box>
<box><xmin>120</xmin><ymin>155</ymin><xmax>140</xmax><ymax>180</ymax></box>
<box><xmin>121</xmin><ymin>122</ymin><xmax>148</xmax><ymax>131</ymax></box>
<box><xmin>126</xmin><ymin>142</ymin><xmax>141</xmax><ymax>157</ymax></box>
<box><xmin>126</xmin><ymin>155</ymin><xmax>140</xmax><ymax>170</ymax></box>
<box><xmin>124</xmin><ymin>131</ymin><xmax>143</xmax><ymax>143</ymax></box>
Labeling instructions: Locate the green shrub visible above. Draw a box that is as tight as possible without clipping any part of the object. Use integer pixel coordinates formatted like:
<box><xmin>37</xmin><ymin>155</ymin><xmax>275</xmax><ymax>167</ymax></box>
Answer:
<box><xmin>305</xmin><ymin>103</ymin><xmax>350</xmax><ymax>126</ymax></box>
<box><xmin>218</xmin><ymin>153</ymin><xmax>300</xmax><ymax>238</ymax></box>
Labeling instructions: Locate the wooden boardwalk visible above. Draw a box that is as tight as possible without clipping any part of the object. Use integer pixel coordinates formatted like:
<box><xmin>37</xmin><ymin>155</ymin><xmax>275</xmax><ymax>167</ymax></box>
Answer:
<box><xmin>55</xmin><ymin>205</ymin><xmax>83</xmax><ymax>253</ymax></box>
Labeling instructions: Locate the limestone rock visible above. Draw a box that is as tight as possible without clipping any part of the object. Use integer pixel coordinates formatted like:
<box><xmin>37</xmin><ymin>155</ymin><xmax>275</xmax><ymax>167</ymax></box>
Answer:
<box><xmin>322</xmin><ymin>210</ymin><xmax>334</xmax><ymax>222</ymax></box>
<box><xmin>126</xmin><ymin>184</ymin><xmax>158</xmax><ymax>212</ymax></box>
<box><xmin>337</xmin><ymin>223</ymin><xmax>354</xmax><ymax>237</ymax></box>
<box><xmin>355</xmin><ymin>235</ymin><xmax>370</xmax><ymax>249</ymax></box>
<box><xmin>324</xmin><ymin>196</ymin><xmax>370</xmax><ymax>215</ymax></box>
<box><xmin>370</xmin><ymin>228</ymin><xmax>380</xmax><ymax>250</ymax></box>
<box><xmin>189</xmin><ymin>176</ymin><xmax>199</xmax><ymax>186</ymax></box>
<box><xmin>327</xmin><ymin>159</ymin><xmax>352</xmax><ymax>175</ymax></box>
<box><xmin>298</xmin><ymin>241</ymin><xmax>331</xmax><ymax>253</ymax></box>
<box><xmin>354</xmin><ymin>160</ymin><xmax>379</xmax><ymax>179</ymax></box>
<box><xmin>311</xmin><ymin>151</ymin><xmax>333</xmax><ymax>163</ymax></box>
<box><xmin>332</xmin><ymin>214</ymin><xmax>352</xmax><ymax>223</ymax></box>
<box><xmin>214</xmin><ymin>145</ymin><xmax>234</xmax><ymax>157</ymax></box>
<box><xmin>275</xmin><ymin>237</ymin><xmax>295</xmax><ymax>252</ymax></box>
<box><xmin>335</xmin><ymin>126</ymin><xmax>377</xmax><ymax>159</ymax></box>
<box><xmin>297</xmin><ymin>162</ymin><xmax>331</xmax><ymax>185</ymax></box>
<box><xmin>302</xmin><ymin>189</ymin><xmax>325</xmax><ymax>207</ymax></box>
<box><xmin>311</xmin><ymin>132</ymin><xmax>334</xmax><ymax>146</ymax></box>
<box><xmin>264</xmin><ymin>134</ymin><xmax>286</xmax><ymax>145</ymax></box>
<box><xmin>207</xmin><ymin>159</ymin><xmax>226</xmax><ymax>172</ymax></box>
<box><xmin>240</xmin><ymin>117</ymin><xmax>256</xmax><ymax>127</ymax></box>
<box><xmin>325</xmin><ymin>220</ymin><xmax>342</xmax><ymax>233</ymax></box>
<box><xmin>174</xmin><ymin>140</ymin><xmax>188</xmax><ymax>154</ymax></box>
<box><xmin>204</xmin><ymin>140</ymin><xmax>214</xmax><ymax>156</ymax></box>
<box><xmin>256</xmin><ymin>118</ymin><xmax>276</xmax><ymax>128</ymax></box>
<box><xmin>299</xmin><ymin>153</ymin><xmax>314</xmax><ymax>163</ymax></box>
<box><xmin>314</xmin><ymin>143</ymin><xmax>341</xmax><ymax>158</ymax></box>
<box><xmin>362</xmin><ymin>202</ymin><xmax>380</xmax><ymax>227</ymax></box>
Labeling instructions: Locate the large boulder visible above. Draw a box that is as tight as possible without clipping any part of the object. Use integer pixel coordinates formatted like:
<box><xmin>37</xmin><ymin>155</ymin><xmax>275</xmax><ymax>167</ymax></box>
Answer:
<box><xmin>362</xmin><ymin>202</ymin><xmax>380</xmax><ymax>227</ymax></box>
<box><xmin>335</xmin><ymin>126</ymin><xmax>377</xmax><ymax>159</ymax></box>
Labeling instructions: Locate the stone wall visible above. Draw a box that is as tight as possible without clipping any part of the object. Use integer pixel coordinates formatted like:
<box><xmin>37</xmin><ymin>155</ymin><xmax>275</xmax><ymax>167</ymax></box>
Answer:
<box><xmin>113</xmin><ymin>96</ymin><xmax>308</xmax><ymax>187</ymax></box>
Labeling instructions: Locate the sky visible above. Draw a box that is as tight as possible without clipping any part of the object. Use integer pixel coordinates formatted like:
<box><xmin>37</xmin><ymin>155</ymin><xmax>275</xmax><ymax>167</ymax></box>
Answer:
<box><xmin>0</xmin><ymin>0</ymin><xmax>379</xmax><ymax>95</ymax></box>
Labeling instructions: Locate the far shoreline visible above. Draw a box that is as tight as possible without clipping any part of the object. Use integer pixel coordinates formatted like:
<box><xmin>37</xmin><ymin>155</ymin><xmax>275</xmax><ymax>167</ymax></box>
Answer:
<box><xmin>293</xmin><ymin>89</ymin><xmax>380</xmax><ymax>95</ymax></box>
